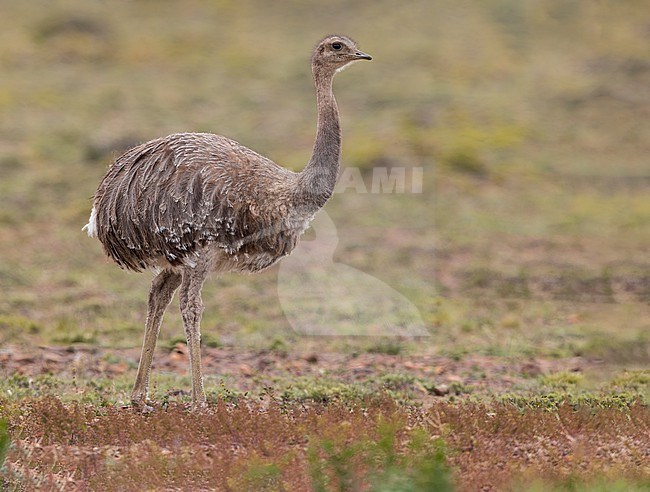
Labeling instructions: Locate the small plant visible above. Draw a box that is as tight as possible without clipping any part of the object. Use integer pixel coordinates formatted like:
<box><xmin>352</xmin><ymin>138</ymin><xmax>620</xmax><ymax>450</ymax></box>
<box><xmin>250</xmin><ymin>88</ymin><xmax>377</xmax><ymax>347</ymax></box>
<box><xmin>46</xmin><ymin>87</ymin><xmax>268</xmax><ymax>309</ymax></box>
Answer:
<box><xmin>0</xmin><ymin>418</ymin><xmax>10</xmax><ymax>470</ymax></box>
<box><xmin>539</xmin><ymin>371</ymin><xmax>584</xmax><ymax>391</ymax></box>
<box><xmin>308</xmin><ymin>422</ymin><xmax>453</xmax><ymax>492</ymax></box>
<box><xmin>268</xmin><ymin>337</ymin><xmax>288</xmax><ymax>353</ymax></box>
<box><xmin>308</xmin><ymin>438</ymin><xmax>361</xmax><ymax>491</ymax></box>
<box><xmin>367</xmin><ymin>339</ymin><xmax>403</xmax><ymax>356</ymax></box>
<box><xmin>228</xmin><ymin>456</ymin><xmax>284</xmax><ymax>492</ymax></box>
<box><xmin>608</xmin><ymin>370</ymin><xmax>650</xmax><ymax>394</ymax></box>
<box><xmin>443</xmin><ymin>148</ymin><xmax>488</xmax><ymax>177</ymax></box>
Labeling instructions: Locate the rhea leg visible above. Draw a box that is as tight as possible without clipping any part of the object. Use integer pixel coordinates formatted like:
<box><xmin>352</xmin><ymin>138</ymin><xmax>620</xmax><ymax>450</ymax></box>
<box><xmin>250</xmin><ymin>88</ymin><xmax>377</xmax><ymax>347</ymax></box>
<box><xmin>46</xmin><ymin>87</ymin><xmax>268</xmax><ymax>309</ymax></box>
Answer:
<box><xmin>131</xmin><ymin>269</ymin><xmax>182</xmax><ymax>406</ymax></box>
<box><xmin>179</xmin><ymin>264</ymin><xmax>210</xmax><ymax>407</ymax></box>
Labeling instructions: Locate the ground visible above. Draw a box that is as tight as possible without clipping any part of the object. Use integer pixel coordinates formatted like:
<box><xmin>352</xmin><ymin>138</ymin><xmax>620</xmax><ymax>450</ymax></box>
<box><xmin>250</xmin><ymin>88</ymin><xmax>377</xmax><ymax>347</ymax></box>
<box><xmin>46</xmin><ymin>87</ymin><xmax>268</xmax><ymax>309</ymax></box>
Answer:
<box><xmin>0</xmin><ymin>1</ymin><xmax>649</xmax><ymax>490</ymax></box>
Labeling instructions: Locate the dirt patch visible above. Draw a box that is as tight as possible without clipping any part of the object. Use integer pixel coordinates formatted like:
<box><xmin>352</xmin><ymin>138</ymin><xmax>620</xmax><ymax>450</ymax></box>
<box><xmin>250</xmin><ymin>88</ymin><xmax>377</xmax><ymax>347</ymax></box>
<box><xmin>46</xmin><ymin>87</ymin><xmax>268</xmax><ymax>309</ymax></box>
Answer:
<box><xmin>1</xmin><ymin>344</ymin><xmax>593</xmax><ymax>401</ymax></box>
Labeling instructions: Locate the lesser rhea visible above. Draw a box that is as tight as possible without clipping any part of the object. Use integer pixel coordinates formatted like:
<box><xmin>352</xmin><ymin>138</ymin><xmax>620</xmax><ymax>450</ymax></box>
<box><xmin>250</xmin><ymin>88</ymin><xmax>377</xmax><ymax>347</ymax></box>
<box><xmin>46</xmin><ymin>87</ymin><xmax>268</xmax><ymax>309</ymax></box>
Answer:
<box><xmin>84</xmin><ymin>35</ymin><xmax>371</xmax><ymax>407</ymax></box>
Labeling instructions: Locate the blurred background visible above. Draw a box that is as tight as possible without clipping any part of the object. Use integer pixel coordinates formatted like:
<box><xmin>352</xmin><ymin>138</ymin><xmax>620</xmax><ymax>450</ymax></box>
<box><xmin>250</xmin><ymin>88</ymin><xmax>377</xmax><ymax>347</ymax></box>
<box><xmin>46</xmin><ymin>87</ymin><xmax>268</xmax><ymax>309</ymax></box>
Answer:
<box><xmin>0</xmin><ymin>0</ymin><xmax>648</xmax><ymax>364</ymax></box>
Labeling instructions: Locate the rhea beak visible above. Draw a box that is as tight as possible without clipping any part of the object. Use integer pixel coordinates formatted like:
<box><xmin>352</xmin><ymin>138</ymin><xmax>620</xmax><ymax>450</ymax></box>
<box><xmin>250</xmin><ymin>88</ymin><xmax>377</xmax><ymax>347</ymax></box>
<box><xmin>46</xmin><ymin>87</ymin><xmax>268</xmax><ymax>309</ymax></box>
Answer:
<box><xmin>354</xmin><ymin>50</ymin><xmax>372</xmax><ymax>61</ymax></box>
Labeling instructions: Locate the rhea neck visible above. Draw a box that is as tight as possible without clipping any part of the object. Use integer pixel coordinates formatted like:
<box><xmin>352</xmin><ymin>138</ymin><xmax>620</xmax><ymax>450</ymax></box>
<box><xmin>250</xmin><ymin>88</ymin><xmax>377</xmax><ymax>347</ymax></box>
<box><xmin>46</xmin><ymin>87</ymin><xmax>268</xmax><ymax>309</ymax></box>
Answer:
<box><xmin>297</xmin><ymin>63</ymin><xmax>341</xmax><ymax>210</ymax></box>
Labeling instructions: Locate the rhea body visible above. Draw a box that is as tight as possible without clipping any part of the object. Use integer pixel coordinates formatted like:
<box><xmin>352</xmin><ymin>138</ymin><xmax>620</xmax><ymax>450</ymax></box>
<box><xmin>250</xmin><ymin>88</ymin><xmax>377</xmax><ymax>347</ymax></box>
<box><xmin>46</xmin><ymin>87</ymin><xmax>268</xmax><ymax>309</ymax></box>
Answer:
<box><xmin>84</xmin><ymin>36</ymin><xmax>371</xmax><ymax>407</ymax></box>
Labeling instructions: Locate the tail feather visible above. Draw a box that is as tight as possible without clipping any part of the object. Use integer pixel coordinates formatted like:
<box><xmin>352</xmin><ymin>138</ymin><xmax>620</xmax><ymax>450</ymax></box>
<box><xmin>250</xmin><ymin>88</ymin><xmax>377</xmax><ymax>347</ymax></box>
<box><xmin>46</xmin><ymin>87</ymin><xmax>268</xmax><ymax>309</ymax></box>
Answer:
<box><xmin>82</xmin><ymin>206</ymin><xmax>98</xmax><ymax>237</ymax></box>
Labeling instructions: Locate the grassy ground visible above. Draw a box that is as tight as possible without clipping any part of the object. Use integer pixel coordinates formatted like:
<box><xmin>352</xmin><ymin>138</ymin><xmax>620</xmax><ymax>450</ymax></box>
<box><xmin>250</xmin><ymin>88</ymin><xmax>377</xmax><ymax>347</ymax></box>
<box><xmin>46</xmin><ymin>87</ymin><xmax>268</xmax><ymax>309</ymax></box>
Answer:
<box><xmin>1</xmin><ymin>397</ymin><xmax>649</xmax><ymax>491</ymax></box>
<box><xmin>0</xmin><ymin>0</ymin><xmax>649</xmax><ymax>490</ymax></box>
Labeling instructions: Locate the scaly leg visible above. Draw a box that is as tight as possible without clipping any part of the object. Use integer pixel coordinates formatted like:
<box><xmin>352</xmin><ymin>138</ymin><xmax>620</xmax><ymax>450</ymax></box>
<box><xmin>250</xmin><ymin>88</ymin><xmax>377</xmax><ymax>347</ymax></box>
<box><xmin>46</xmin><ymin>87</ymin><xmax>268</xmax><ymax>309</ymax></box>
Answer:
<box><xmin>131</xmin><ymin>269</ymin><xmax>182</xmax><ymax>406</ymax></box>
<box><xmin>179</xmin><ymin>263</ymin><xmax>210</xmax><ymax>407</ymax></box>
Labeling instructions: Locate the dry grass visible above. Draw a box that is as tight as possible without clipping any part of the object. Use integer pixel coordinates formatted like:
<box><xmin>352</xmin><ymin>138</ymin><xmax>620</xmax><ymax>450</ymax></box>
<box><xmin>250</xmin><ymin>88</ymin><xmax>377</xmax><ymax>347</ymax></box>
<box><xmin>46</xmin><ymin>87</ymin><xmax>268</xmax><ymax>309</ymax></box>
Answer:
<box><xmin>0</xmin><ymin>397</ymin><xmax>648</xmax><ymax>491</ymax></box>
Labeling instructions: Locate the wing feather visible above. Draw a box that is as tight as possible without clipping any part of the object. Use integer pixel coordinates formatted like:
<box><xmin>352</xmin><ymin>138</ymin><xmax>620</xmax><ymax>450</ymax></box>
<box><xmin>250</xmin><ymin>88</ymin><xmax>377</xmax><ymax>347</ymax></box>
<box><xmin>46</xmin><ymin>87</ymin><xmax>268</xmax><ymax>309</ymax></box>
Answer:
<box><xmin>92</xmin><ymin>133</ymin><xmax>301</xmax><ymax>271</ymax></box>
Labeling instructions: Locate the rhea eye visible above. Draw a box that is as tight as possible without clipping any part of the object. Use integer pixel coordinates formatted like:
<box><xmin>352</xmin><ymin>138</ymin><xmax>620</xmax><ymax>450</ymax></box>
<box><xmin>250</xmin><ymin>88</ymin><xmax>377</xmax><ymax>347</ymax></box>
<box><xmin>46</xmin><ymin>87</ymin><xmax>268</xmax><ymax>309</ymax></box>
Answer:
<box><xmin>331</xmin><ymin>42</ymin><xmax>342</xmax><ymax>50</ymax></box>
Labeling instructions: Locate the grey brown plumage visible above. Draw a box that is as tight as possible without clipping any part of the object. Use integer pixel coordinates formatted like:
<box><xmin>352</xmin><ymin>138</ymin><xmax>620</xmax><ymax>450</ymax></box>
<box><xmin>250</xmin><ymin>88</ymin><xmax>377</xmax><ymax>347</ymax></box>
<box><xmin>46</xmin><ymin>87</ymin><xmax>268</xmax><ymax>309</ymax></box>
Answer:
<box><xmin>84</xmin><ymin>35</ymin><xmax>371</xmax><ymax>407</ymax></box>
<box><xmin>91</xmin><ymin>133</ymin><xmax>306</xmax><ymax>273</ymax></box>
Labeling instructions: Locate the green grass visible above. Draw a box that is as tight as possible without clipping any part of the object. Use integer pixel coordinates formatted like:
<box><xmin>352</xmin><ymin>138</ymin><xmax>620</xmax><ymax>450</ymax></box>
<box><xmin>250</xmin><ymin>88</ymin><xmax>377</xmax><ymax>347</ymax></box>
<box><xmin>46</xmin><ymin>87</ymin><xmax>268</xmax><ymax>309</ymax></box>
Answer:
<box><xmin>0</xmin><ymin>0</ymin><xmax>647</xmax><ymax>358</ymax></box>
<box><xmin>0</xmin><ymin>368</ymin><xmax>646</xmax><ymax>410</ymax></box>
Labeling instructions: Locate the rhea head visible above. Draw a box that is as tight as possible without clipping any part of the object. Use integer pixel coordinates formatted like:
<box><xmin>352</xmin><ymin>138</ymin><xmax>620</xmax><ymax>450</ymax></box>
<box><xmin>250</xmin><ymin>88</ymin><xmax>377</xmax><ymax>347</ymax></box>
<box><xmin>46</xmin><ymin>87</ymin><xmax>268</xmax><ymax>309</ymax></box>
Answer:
<box><xmin>311</xmin><ymin>35</ymin><xmax>372</xmax><ymax>75</ymax></box>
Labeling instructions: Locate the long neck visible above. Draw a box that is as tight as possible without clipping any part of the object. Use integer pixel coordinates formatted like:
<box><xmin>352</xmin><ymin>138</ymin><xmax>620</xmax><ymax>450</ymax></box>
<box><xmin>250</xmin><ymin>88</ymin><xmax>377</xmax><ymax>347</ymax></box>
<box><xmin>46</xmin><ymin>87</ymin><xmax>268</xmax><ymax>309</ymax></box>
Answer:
<box><xmin>297</xmin><ymin>66</ymin><xmax>340</xmax><ymax>210</ymax></box>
